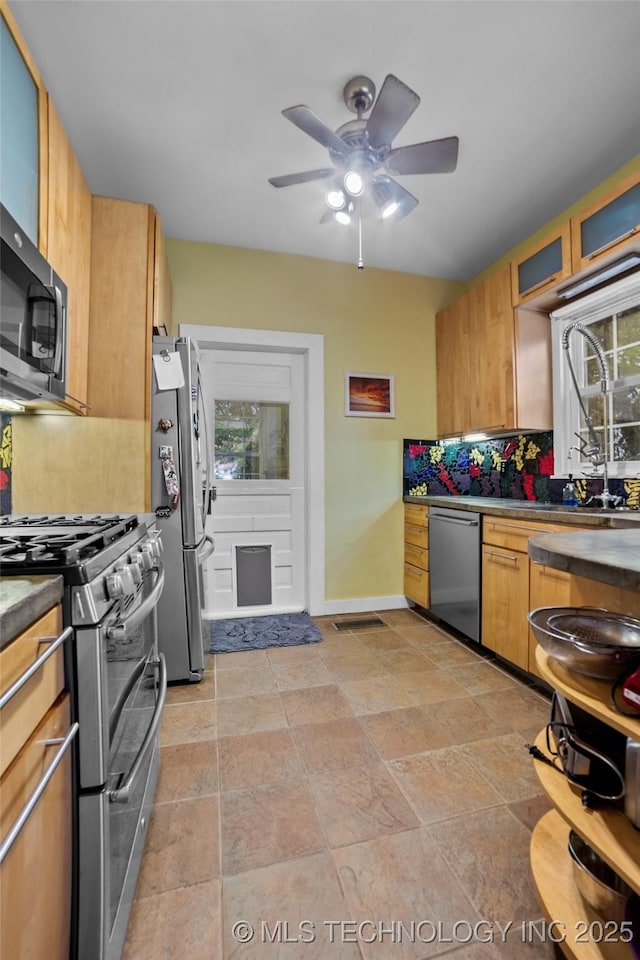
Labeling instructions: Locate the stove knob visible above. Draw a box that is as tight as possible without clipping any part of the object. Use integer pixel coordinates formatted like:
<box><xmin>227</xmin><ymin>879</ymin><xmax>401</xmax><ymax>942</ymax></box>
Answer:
<box><xmin>133</xmin><ymin>550</ymin><xmax>153</xmax><ymax>572</ymax></box>
<box><xmin>116</xmin><ymin>565</ymin><xmax>137</xmax><ymax>596</ymax></box>
<box><xmin>106</xmin><ymin>571</ymin><xmax>126</xmax><ymax>599</ymax></box>
<box><xmin>129</xmin><ymin>561</ymin><xmax>143</xmax><ymax>585</ymax></box>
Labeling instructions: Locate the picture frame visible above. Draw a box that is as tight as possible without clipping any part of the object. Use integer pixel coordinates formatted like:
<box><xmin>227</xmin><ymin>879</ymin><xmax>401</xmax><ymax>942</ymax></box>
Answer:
<box><xmin>344</xmin><ymin>372</ymin><xmax>395</xmax><ymax>418</ymax></box>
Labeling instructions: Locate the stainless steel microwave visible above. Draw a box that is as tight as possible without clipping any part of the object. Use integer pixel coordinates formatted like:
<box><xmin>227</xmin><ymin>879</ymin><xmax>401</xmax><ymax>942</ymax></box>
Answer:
<box><xmin>1</xmin><ymin>202</ymin><xmax>67</xmax><ymax>403</ymax></box>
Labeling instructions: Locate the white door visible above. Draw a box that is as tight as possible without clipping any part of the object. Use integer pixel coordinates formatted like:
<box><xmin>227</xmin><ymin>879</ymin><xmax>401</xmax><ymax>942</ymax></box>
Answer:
<box><xmin>199</xmin><ymin>348</ymin><xmax>306</xmax><ymax>617</ymax></box>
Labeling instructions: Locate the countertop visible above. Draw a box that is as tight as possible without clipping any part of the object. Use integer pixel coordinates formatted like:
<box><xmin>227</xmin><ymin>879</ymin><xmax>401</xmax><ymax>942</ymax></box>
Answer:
<box><xmin>0</xmin><ymin>575</ymin><xmax>64</xmax><ymax>650</ymax></box>
<box><xmin>404</xmin><ymin>495</ymin><xmax>640</xmax><ymax>528</ymax></box>
<box><xmin>402</xmin><ymin>495</ymin><xmax>640</xmax><ymax>592</ymax></box>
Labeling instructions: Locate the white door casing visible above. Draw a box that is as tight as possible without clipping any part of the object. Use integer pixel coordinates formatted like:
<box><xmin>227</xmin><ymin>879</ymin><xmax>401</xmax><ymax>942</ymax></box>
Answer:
<box><xmin>180</xmin><ymin>324</ymin><xmax>325</xmax><ymax>618</ymax></box>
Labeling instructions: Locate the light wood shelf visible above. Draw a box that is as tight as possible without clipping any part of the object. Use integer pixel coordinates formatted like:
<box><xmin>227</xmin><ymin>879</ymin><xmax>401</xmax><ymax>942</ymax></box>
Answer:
<box><xmin>530</xmin><ymin>810</ymin><xmax>634</xmax><ymax>960</ymax></box>
<box><xmin>532</xmin><ymin>731</ymin><xmax>640</xmax><ymax>894</ymax></box>
<box><xmin>536</xmin><ymin>648</ymin><xmax>640</xmax><ymax>741</ymax></box>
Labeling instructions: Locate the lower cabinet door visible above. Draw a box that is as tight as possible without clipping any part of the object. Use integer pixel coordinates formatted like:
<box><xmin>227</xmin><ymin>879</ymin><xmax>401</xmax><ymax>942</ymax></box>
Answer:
<box><xmin>0</xmin><ymin>694</ymin><xmax>73</xmax><ymax>960</ymax></box>
<box><xmin>482</xmin><ymin>546</ymin><xmax>530</xmax><ymax>670</ymax></box>
<box><xmin>528</xmin><ymin>561</ymin><xmax>572</xmax><ymax>678</ymax></box>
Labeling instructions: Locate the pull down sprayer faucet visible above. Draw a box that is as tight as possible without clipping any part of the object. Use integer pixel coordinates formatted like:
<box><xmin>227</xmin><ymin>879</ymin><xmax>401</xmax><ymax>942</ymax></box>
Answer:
<box><xmin>561</xmin><ymin>321</ymin><xmax>621</xmax><ymax>509</ymax></box>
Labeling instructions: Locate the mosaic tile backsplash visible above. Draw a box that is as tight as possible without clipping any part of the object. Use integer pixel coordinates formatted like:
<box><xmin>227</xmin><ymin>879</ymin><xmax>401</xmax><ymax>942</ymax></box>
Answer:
<box><xmin>403</xmin><ymin>433</ymin><xmax>640</xmax><ymax>509</ymax></box>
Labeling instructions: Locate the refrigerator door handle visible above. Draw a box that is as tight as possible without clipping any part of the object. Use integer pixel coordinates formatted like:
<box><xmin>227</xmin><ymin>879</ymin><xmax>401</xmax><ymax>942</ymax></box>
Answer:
<box><xmin>200</xmin><ymin>534</ymin><xmax>215</xmax><ymax>562</ymax></box>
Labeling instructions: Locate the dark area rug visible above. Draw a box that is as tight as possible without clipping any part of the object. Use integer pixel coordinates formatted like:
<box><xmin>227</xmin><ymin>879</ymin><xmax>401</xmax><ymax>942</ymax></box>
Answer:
<box><xmin>210</xmin><ymin>613</ymin><xmax>323</xmax><ymax>653</ymax></box>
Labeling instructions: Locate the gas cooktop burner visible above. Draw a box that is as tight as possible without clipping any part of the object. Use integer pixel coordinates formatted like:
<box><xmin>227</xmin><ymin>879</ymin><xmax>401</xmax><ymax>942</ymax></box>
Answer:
<box><xmin>0</xmin><ymin>514</ymin><xmax>143</xmax><ymax>580</ymax></box>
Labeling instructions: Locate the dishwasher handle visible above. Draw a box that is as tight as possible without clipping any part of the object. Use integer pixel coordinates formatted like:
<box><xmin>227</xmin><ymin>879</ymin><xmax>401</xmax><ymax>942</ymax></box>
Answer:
<box><xmin>430</xmin><ymin>515</ymin><xmax>479</xmax><ymax>527</ymax></box>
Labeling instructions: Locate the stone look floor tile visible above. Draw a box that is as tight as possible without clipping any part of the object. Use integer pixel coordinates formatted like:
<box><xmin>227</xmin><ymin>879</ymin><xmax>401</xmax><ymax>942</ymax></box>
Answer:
<box><xmin>222</xmin><ymin>852</ymin><xmax>361</xmax><ymax>958</ymax></box>
<box><xmin>159</xmin><ymin>700</ymin><xmax>217</xmax><ymax>746</ymax></box>
<box><xmin>377</xmin><ymin>608</ymin><xmax>427</xmax><ymax>627</ymax></box>
<box><xmin>136</xmin><ymin>795</ymin><xmax>220</xmax><ymax>897</ymax></box>
<box><xmin>123</xmin><ymin>879</ymin><xmax>221</xmax><ymax>960</ymax></box>
<box><xmin>218</xmin><ymin>728</ymin><xmax>303</xmax><ymax>791</ymax></box>
<box><xmin>308</xmin><ymin>762</ymin><xmax>419</xmax><ymax>847</ymax></box>
<box><xmin>456</xmin><ymin>733</ymin><xmax>542</xmax><ymax>803</ymax></box>
<box><xmin>216</xmin><ymin>664</ymin><xmax>278</xmax><ymax>699</ymax></box>
<box><xmin>389</xmin><ymin>749</ymin><xmax>503</xmax><ymax>825</ymax></box>
<box><xmin>321</xmin><ymin>651</ymin><xmax>390</xmax><ymax>683</ymax></box>
<box><xmin>507</xmin><ymin>794</ymin><xmax>554</xmax><ymax>833</ymax></box>
<box><xmin>451</xmin><ymin>662</ymin><xmax>520</xmax><ymax>696</ymax></box>
<box><xmin>375</xmin><ymin>648</ymin><xmax>439</xmax><ymax>674</ymax></box>
<box><xmin>269</xmin><ymin>656</ymin><xmax>335</xmax><ymax>690</ymax></box>
<box><xmin>474</xmin><ymin>688</ymin><xmax>551</xmax><ymax>732</ymax></box>
<box><xmin>360</xmin><ymin>707</ymin><xmax>452</xmax><ymax>759</ymax></box>
<box><xmin>420</xmin><ymin>641</ymin><xmax>484</xmax><ymax>668</ymax></box>
<box><xmin>156</xmin><ymin>740</ymin><xmax>219</xmax><ymax>803</ymax></box>
<box><xmin>165</xmin><ymin>671</ymin><xmax>216</xmax><ymax>704</ymax></box>
<box><xmin>397</xmin><ymin>624</ymin><xmax>456</xmax><ymax>647</ymax></box>
<box><xmin>357</xmin><ymin>630</ymin><xmax>413</xmax><ymax>653</ymax></box>
<box><xmin>217</xmin><ymin>693</ymin><xmax>287</xmax><ymax>737</ymax></box>
<box><xmin>425</xmin><ymin>697</ymin><xmax>505</xmax><ymax>747</ymax></box>
<box><xmin>214</xmin><ymin>649</ymin><xmax>270</xmax><ymax>671</ymax></box>
<box><xmin>266</xmin><ymin>643</ymin><xmax>325</xmax><ymax>664</ymax></box>
<box><xmin>427</xmin><ymin>806</ymin><xmax>542</xmax><ymax>921</ymax></box>
<box><xmin>221</xmin><ymin>779</ymin><xmax>325</xmax><ymax>875</ymax></box>
<box><xmin>292</xmin><ymin>717</ymin><xmax>379</xmax><ymax>774</ymax></box>
<box><xmin>394</xmin><ymin>668</ymin><xmax>469</xmax><ymax>705</ymax></box>
<box><xmin>333</xmin><ymin>828</ymin><xmax>482</xmax><ymax>960</ymax></box>
<box><xmin>338</xmin><ymin>675</ymin><xmax>415</xmax><ymax>715</ymax></box>
<box><xmin>315</xmin><ymin>634</ymin><xmax>368</xmax><ymax>658</ymax></box>
<box><xmin>281</xmin><ymin>684</ymin><xmax>354</xmax><ymax>725</ymax></box>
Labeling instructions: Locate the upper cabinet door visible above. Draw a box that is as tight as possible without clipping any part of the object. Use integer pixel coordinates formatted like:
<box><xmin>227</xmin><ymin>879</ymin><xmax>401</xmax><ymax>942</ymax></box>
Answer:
<box><xmin>510</xmin><ymin>223</ymin><xmax>572</xmax><ymax>307</ymax></box>
<box><xmin>468</xmin><ymin>266</ymin><xmax>516</xmax><ymax>434</ymax></box>
<box><xmin>435</xmin><ymin>293</ymin><xmax>470</xmax><ymax>438</ymax></box>
<box><xmin>571</xmin><ymin>170</ymin><xmax>640</xmax><ymax>273</ymax></box>
<box><xmin>0</xmin><ymin>5</ymin><xmax>48</xmax><ymax>251</ymax></box>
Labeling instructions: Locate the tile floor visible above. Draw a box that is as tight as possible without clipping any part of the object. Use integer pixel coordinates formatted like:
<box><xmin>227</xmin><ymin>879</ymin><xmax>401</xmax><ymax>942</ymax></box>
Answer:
<box><xmin>122</xmin><ymin>609</ymin><xmax>559</xmax><ymax>960</ymax></box>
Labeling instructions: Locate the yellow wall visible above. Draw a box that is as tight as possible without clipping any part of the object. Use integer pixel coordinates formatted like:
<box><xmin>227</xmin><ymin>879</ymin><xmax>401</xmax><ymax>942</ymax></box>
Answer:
<box><xmin>166</xmin><ymin>241</ymin><xmax>463</xmax><ymax>602</ymax></box>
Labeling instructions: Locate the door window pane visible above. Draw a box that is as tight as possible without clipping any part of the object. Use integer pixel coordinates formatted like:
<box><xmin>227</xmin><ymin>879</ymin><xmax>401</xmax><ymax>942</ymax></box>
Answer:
<box><xmin>214</xmin><ymin>401</ymin><xmax>289</xmax><ymax>480</ymax></box>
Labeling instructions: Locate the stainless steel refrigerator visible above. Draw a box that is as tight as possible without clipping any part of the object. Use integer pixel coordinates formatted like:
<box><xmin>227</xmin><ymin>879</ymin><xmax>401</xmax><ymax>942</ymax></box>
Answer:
<box><xmin>151</xmin><ymin>336</ymin><xmax>214</xmax><ymax>681</ymax></box>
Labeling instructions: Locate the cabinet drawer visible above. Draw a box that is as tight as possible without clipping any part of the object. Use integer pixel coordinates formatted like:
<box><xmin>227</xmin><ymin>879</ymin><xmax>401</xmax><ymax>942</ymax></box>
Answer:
<box><xmin>404</xmin><ymin>522</ymin><xmax>428</xmax><ymax>549</ymax></box>
<box><xmin>404</xmin><ymin>542</ymin><xmax>428</xmax><ymax>571</ymax></box>
<box><xmin>1</xmin><ymin>694</ymin><xmax>73</xmax><ymax>960</ymax></box>
<box><xmin>0</xmin><ymin>606</ymin><xmax>65</xmax><ymax>777</ymax></box>
<box><xmin>482</xmin><ymin>518</ymin><xmax>584</xmax><ymax>554</ymax></box>
<box><xmin>404</xmin><ymin>502</ymin><xmax>429</xmax><ymax>526</ymax></box>
<box><xmin>404</xmin><ymin>563</ymin><xmax>430</xmax><ymax>608</ymax></box>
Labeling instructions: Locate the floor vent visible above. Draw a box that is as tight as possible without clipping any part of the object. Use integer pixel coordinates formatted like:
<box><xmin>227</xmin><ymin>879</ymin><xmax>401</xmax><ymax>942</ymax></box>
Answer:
<box><xmin>332</xmin><ymin>614</ymin><xmax>385</xmax><ymax>631</ymax></box>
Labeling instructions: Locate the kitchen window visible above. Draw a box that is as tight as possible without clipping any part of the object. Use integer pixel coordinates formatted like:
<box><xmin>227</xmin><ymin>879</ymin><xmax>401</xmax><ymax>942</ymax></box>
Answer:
<box><xmin>214</xmin><ymin>400</ymin><xmax>289</xmax><ymax>480</ymax></box>
<box><xmin>551</xmin><ymin>273</ymin><xmax>640</xmax><ymax>479</ymax></box>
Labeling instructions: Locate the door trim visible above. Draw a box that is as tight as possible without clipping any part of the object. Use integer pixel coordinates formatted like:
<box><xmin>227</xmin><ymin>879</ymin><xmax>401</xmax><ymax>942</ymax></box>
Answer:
<box><xmin>180</xmin><ymin>323</ymin><xmax>325</xmax><ymax>616</ymax></box>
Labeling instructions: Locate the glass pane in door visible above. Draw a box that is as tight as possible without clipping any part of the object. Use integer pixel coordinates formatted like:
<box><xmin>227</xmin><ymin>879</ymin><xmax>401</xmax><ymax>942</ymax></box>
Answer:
<box><xmin>214</xmin><ymin>400</ymin><xmax>289</xmax><ymax>480</ymax></box>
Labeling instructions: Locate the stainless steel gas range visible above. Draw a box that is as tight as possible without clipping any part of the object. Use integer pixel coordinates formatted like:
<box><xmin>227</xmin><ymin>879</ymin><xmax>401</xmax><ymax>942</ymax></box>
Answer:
<box><xmin>0</xmin><ymin>514</ymin><xmax>166</xmax><ymax>960</ymax></box>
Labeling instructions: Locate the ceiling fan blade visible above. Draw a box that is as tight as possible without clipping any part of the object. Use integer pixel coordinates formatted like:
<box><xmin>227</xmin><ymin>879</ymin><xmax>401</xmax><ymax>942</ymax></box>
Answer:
<box><xmin>372</xmin><ymin>176</ymin><xmax>419</xmax><ymax>221</ymax></box>
<box><xmin>385</xmin><ymin>137</ymin><xmax>459</xmax><ymax>176</ymax></box>
<box><xmin>366</xmin><ymin>74</ymin><xmax>420</xmax><ymax>150</ymax></box>
<box><xmin>268</xmin><ymin>168</ymin><xmax>335</xmax><ymax>188</ymax></box>
<box><xmin>282</xmin><ymin>105</ymin><xmax>347</xmax><ymax>153</ymax></box>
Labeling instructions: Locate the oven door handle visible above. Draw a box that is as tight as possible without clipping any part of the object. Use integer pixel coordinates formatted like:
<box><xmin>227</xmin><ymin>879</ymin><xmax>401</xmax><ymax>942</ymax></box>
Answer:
<box><xmin>108</xmin><ymin>653</ymin><xmax>167</xmax><ymax>805</ymax></box>
<box><xmin>108</xmin><ymin>653</ymin><xmax>148</xmax><ymax>743</ymax></box>
<box><xmin>106</xmin><ymin>562</ymin><xmax>165</xmax><ymax>642</ymax></box>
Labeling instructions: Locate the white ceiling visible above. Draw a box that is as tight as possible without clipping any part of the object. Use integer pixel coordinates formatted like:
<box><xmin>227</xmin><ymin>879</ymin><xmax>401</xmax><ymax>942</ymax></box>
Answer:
<box><xmin>10</xmin><ymin>0</ymin><xmax>640</xmax><ymax>280</ymax></box>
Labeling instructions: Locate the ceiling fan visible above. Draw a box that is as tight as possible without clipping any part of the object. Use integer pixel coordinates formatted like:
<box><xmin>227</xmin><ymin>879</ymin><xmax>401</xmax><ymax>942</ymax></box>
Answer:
<box><xmin>268</xmin><ymin>73</ymin><xmax>459</xmax><ymax>228</ymax></box>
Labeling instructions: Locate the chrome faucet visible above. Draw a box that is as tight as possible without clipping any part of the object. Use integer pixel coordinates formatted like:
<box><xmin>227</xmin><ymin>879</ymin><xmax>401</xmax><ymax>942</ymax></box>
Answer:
<box><xmin>561</xmin><ymin>321</ymin><xmax>621</xmax><ymax>509</ymax></box>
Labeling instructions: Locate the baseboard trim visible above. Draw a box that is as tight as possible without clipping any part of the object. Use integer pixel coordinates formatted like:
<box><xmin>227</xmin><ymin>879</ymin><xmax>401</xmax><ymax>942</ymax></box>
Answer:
<box><xmin>313</xmin><ymin>595</ymin><xmax>409</xmax><ymax>617</ymax></box>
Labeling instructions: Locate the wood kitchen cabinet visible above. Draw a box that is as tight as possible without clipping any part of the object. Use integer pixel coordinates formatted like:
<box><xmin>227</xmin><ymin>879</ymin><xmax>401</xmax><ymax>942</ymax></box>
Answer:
<box><xmin>87</xmin><ymin>197</ymin><xmax>172</xmax><ymax>506</ymax></box>
<box><xmin>0</xmin><ymin>2</ymin><xmax>48</xmax><ymax>251</ymax></box>
<box><xmin>46</xmin><ymin>97</ymin><xmax>93</xmax><ymax>414</ymax></box>
<box><xmin>403</xmin><ymin>502</ymin><xmax>429</xmax><ymax>608</ymax></box>
<box><xmin>435</xmin><ymin>293</ymin><xmax>470</xmax><ymax>437</ymax></box>
<box><xmin>0</xmin><ymin>602</ymin><xmax>75</xmax><ymax>960</ymax></box>
<box><xmin>510</xmin><ymin>222</ymin><xmax>572</xmax><ymax>307</ymax></box>
<box><xmin>436</xmin><ymin>265</ymin><xmax>552</xmax><ymax>438</ymax></box>
<box><xmin>570</xmin><ymin>168</ymin><xmax>640</xmax><ymax>275</ymax></box>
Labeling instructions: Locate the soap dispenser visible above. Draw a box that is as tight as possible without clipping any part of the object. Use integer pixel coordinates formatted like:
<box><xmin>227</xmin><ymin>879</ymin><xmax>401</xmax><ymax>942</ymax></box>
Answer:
<box><xmin>562</xmin><ymin>474</ymin><xmax>578</xmax><ymax>507</ymax></box>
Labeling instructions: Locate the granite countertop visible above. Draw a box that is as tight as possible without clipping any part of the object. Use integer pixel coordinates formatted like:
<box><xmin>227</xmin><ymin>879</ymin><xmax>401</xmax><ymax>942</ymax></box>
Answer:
<box><xmin>0</xmin><ymin>575</ymin><xmax>64</xmax><ymax>651</ymax></box>
<box><xmin>527</xmin><ymin>529</ymin><xmax>640</xmax><ymax>593</ymax></box>
<box><xmin>404</xmin><ymin>495</ymin><xmax>640</xmax><ymax>528</ymax></box>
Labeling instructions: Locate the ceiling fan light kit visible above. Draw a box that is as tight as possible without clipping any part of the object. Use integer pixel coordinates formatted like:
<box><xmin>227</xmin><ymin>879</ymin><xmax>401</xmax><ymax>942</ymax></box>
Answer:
<box><xmin>268</xmin><ymin>73</ymin><xmax>460</xmax><ymax>268</ymax></box>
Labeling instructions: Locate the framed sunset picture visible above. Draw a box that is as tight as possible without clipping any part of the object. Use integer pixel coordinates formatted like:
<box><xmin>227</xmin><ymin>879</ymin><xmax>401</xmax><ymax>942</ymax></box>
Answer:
<box><xmin>345</xmin><ymin>372</ymin><xmax>395</xmax><ymax>418</ymax></box>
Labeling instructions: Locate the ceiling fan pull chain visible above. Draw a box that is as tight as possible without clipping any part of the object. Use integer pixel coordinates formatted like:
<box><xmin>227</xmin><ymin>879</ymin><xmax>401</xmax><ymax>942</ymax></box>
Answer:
<box><xmin>358</xmin><ymin>212</ymin><xmax>364</xmax><ymax>271</ymax></box>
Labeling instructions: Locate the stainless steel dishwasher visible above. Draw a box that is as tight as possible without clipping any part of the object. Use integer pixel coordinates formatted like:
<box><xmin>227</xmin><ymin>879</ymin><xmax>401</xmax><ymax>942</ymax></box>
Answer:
<box><xmin>428</xmin><ymin>506</ymin><xmax>482</xmax><ymax>642</ymax></box>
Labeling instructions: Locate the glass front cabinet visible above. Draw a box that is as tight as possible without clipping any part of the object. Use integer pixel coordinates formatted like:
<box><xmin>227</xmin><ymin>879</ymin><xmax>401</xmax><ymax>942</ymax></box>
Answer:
<box><xmin>510</xmin><ymin>222</ymin><xmax>572</xmax><ymax>306</ymax></box>
<box><xmin>571</xmin><ymin>170</ymin><xmax>640</xmax><ymax>274</ymax></box>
